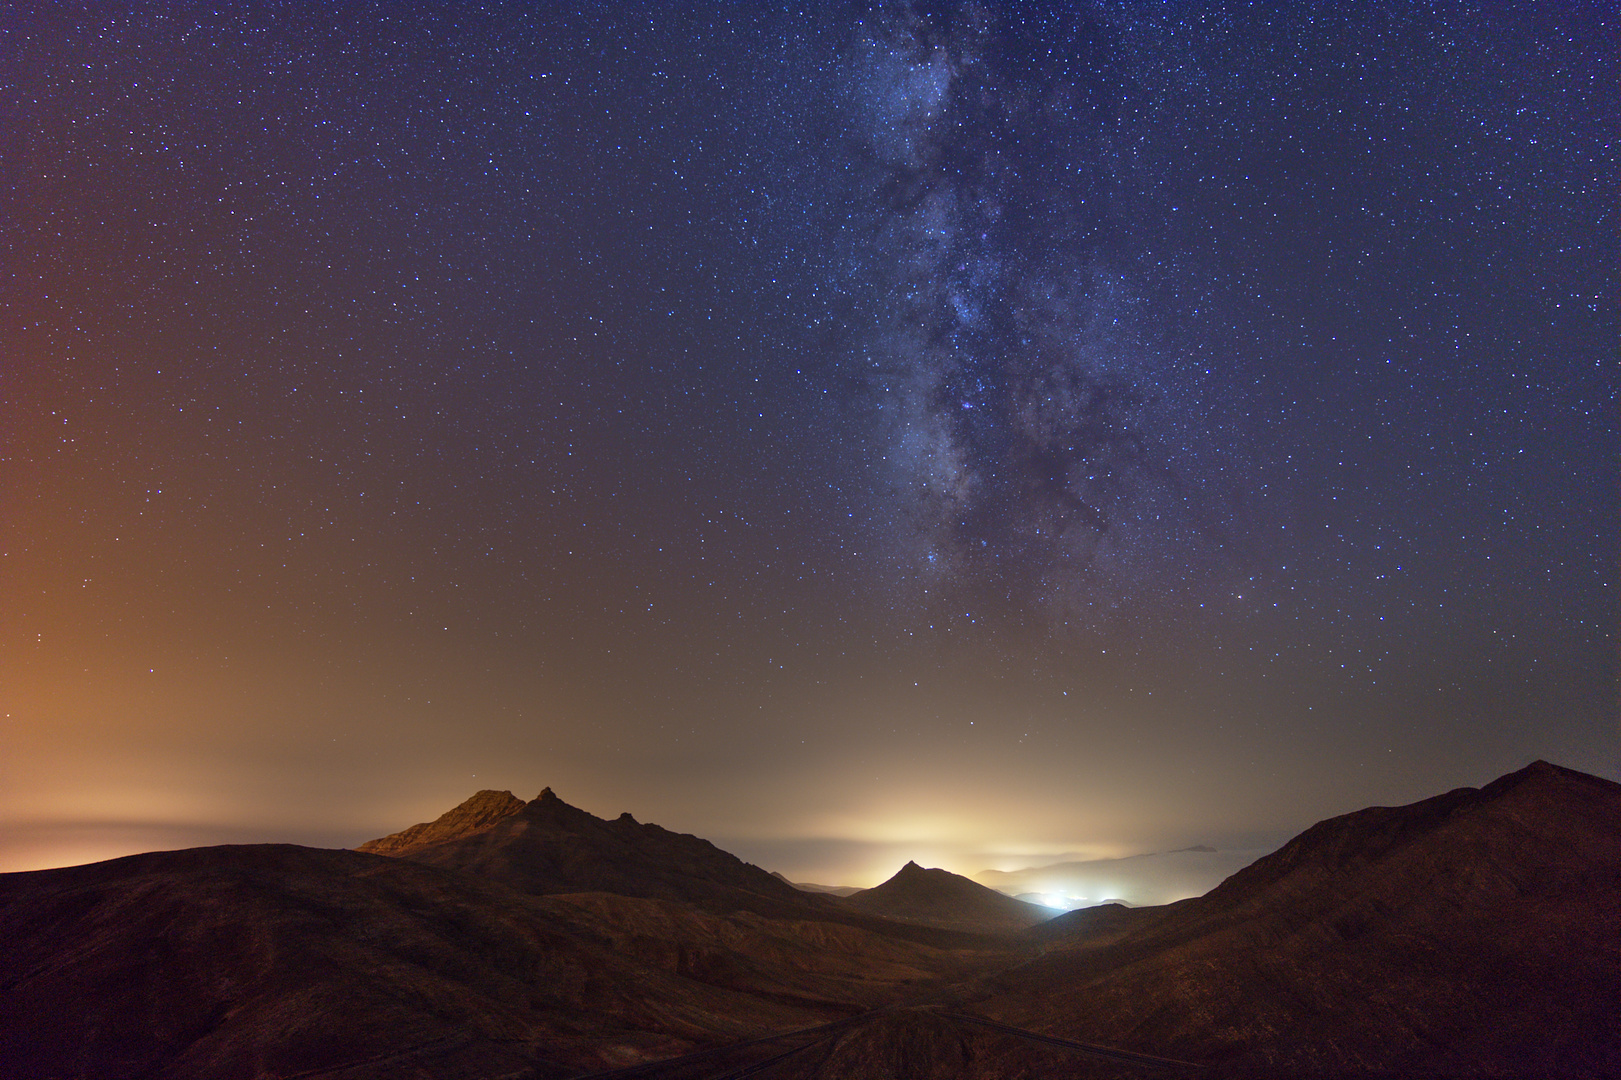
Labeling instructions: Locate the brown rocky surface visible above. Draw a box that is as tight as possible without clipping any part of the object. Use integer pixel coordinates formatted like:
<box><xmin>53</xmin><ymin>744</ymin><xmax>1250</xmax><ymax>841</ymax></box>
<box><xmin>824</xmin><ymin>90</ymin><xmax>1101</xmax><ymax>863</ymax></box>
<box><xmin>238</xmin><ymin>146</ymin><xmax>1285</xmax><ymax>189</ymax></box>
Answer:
<box><xmin>355</xmin><ymin>788</ymin><xmax>526</xmax><ymax>856</ymax></box>
<box><xmin>589</xmin><ymin>1005</ymin><xmax>1179</xmax><ymax>1079</ymax></box>
<box><xmin>755</xmin><ymin>1008</ymin><xmax>1144</xmax><ymax>1080</ymax></box>
<box><xmin>0</xmin><ymin>844</ymin><xmax>820</xmax><ymax>1079</ymax></box>
<box><xmin>541</xmin><ymin>892</ymin><xmax>1008</xmax><ymax>1012</ymax></box>
<box><xmin>0</xmin><ymin>844</ymin><xmax>1013</xmax><ymax>1080</ymax></box>
<box><xmin>841</xmin><ymin>861</ymin><xmax>1059</xmax><ymax>934</ymax></box>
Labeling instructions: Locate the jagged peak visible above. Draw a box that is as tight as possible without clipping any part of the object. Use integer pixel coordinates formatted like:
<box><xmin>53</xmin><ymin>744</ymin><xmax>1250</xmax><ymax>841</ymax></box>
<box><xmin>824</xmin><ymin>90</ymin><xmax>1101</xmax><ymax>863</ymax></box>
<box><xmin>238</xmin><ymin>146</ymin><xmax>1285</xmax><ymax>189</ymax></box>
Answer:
<box><xmin>463</xmin><ymin>788</ymin><xmax>520</xmax><ymax>805</ymax></box>
<box><xmin>356</xmin><ymin>788</ymin><xmax>526</xmax><ymax>856</ymax></box>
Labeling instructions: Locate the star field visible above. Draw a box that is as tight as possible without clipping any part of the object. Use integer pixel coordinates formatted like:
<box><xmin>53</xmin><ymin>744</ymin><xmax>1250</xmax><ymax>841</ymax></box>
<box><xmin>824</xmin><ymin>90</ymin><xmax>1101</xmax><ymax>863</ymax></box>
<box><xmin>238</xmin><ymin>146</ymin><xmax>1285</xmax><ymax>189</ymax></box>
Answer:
<box><xmin>2</xmin><ymin>2</ymin><xmax>1613</xmax><ymax>883</ymax></box>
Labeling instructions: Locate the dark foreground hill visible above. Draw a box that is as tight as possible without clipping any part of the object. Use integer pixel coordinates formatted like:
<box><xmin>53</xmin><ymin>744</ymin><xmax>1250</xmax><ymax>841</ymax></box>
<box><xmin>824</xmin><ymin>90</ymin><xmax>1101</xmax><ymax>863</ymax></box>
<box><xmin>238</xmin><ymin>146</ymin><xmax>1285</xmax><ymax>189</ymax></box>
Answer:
<box><xmin>1</xmin><ymin>761</ymin><xmax>1615</xmax><ymax>1079</ymax></box>
<box><xmin>0</xmin><ymin>845</ymin><xmax>1016</xmax><ymax>1080</ymax></box>
<box><xmin>972</xmin><ymin>760</ymin><xmax>1621</xmax><ymax>1078</ymax></box>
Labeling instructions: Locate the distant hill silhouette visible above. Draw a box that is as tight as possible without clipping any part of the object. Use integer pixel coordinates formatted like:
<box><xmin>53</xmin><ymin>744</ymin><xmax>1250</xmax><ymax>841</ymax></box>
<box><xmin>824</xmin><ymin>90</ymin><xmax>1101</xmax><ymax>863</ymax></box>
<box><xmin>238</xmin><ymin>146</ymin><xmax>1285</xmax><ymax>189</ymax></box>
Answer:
<box><xmin>774</xmin><ymin>870</ymin><xmax>863</xmax><ymax>897</ymax></box>
<box><xmin>842</xmin><ymin>861</ymin><xmax>1059</xmax><ymax>933</ymax></box>
<box><xmin>1020</xmin><ymin>899</ymin><xmax>1161</xmax><ymax>948</ymax></box>
<box><xmin>975</xmin><ymin>844</ymin><xmax>1260</xmax><ymax>907</ymax></box>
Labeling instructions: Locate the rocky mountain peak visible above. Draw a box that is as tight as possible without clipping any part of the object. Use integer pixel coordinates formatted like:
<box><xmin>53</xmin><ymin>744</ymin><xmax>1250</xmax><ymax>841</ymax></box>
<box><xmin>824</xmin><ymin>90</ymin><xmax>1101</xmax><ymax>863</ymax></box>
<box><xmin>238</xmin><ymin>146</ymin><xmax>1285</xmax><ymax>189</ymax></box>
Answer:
<box><xmin>353</xmin><ymin>784</ymin><xmax>818</xmax><ymax>917</ymax></box>
<box><xmin>356</xmin><ymin>789</ymin><xmax>526</xmax><ymax>857</ymax></box>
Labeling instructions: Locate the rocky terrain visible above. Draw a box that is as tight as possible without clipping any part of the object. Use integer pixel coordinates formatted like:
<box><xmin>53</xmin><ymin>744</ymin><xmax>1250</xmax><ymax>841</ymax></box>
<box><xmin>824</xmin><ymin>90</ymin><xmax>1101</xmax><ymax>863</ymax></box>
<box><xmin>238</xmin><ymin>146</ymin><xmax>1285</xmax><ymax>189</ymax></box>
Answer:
<box><xmin>2</xmin><ymin>761</ymin><xmax>1615</xmax><ymax>1078</ymax></box>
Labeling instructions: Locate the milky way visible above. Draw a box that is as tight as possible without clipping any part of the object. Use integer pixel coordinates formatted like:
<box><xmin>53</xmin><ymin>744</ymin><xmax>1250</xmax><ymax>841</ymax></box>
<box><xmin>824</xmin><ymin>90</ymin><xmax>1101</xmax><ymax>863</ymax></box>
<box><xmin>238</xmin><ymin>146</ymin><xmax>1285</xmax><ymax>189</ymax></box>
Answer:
<box><xmin>820</xmin><ymin>6</ymin><xmax>1236</xmax><ymax>620</ymax></box>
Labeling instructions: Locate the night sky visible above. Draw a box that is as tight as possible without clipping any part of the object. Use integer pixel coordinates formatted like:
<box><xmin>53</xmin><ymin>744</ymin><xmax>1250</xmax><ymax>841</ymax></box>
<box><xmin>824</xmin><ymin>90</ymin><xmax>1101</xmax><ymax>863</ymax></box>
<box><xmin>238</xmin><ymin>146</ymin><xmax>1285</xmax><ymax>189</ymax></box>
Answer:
<box><xmin>4</xmin><ymin>2</ymin><xmax>1614</xmax><ymax>890</ymax></box>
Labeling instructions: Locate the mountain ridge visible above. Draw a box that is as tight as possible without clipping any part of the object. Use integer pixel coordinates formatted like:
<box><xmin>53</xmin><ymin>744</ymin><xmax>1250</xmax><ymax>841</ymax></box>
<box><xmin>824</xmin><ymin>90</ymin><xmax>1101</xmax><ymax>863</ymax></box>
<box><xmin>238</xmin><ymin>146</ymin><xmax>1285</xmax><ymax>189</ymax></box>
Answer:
<box><xmin>358</xmin><ymin>786</ymin><xmax>820</xmax><ymax>919</ymax></box>
<box><xmin>4</xmin><ymin>759</ymin><xmax>1615</xmax><ymax>1078</ymax></box>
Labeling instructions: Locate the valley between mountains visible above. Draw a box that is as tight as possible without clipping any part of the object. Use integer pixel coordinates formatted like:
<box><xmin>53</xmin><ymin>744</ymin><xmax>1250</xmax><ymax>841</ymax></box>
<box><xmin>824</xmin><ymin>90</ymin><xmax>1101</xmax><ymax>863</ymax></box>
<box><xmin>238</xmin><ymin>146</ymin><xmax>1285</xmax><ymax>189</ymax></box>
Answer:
<box><xmin>2</xmin><ymin>762</ymin><xmax>1616</xmax><ymax>1079</ymax></box>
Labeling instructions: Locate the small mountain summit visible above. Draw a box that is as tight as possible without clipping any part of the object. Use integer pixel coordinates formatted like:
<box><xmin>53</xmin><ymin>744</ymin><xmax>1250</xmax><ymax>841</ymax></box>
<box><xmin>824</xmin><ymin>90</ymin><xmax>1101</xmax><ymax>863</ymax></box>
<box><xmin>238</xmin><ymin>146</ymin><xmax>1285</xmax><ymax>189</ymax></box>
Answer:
<box><xmin>843</xmin><ymin>860</ymin><xmax>1057</xmax><ymax>933</ymax></box>
<box><xmin>356</xmin><ymin>789</ymin><xmax>526</xmax><ymax>856</ymax></box>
